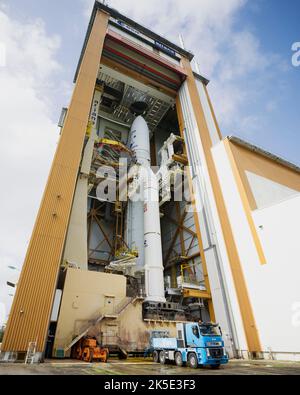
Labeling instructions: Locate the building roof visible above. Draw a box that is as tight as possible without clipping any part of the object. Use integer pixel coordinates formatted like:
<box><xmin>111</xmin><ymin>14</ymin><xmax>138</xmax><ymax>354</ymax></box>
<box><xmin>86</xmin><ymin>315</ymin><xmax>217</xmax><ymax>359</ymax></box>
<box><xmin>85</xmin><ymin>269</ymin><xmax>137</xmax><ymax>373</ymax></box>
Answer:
<box><xmin>193</xmin><ymin>71</ymin><xmax>210</xmax><ymax>86</ymax></box>
<box><xmin>74</xmin><ymin>1</ymin><xmax>195</xmax><ymax>83</ymax></box>
<box><xmin>227</xmin><ymin>136</ymin><xmax>300</xmax><ymax>174</ymax></box>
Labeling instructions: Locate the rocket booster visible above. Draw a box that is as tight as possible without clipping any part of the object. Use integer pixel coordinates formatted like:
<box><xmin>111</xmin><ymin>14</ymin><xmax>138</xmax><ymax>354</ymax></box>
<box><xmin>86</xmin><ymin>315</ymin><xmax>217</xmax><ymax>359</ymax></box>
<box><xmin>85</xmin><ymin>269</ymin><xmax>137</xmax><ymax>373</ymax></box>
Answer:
<box><xmin>127</xmin><ymin>116</ymin><xmax>166</xmax><ymax>303</ymax></box>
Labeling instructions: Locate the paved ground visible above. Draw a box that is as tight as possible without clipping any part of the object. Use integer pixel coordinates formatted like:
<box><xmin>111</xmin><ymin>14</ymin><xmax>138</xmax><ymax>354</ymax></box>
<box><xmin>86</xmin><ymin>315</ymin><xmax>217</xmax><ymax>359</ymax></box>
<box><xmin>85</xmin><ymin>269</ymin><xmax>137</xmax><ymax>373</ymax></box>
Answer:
<box><xmin>0</xmin><ymin>358</ymin><xmax>300</xmax><ymax>375</ymax></box>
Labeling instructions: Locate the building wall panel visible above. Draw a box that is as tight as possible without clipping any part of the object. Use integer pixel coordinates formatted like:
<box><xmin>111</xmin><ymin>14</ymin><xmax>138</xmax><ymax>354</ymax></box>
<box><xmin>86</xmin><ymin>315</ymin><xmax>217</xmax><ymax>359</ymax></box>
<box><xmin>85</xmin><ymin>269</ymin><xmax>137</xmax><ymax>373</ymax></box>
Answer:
<box><xmin>213</xmin><ymin>141</ymin><xmax>300</xmax><ymax>358</ymax></box>
<box><xmin>54</xmin><ymin>269</ymin><xmax>126</xmax><ymax>354</ymax></box>
<box><xmin>229</xmin><ymin>141</ymin><xmax>300</xmax><ymax>211</ymax></box>
<box><xmin>252</xmin><ymin>196</ymin><xmax>300</xmax><ymax>357</ymax></box>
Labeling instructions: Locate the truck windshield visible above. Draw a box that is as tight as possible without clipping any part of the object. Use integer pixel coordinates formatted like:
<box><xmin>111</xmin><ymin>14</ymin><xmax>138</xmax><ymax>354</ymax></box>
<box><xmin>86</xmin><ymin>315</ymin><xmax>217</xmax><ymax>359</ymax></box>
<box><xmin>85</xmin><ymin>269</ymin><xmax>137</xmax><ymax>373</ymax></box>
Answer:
<box><xmin>199</xmin><ymin>325</ymin><xmax>221</xmax><ymax>337</ymax></box>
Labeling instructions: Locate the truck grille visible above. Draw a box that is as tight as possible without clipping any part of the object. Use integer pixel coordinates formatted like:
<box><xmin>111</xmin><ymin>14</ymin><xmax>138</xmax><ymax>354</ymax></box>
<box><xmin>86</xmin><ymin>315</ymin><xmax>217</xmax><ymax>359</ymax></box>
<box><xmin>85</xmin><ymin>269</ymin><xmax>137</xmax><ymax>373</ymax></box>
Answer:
<box><xmin>209</xmin><ymin>348</ymin><xmax>224</xmax><ymax>358</ymax></box>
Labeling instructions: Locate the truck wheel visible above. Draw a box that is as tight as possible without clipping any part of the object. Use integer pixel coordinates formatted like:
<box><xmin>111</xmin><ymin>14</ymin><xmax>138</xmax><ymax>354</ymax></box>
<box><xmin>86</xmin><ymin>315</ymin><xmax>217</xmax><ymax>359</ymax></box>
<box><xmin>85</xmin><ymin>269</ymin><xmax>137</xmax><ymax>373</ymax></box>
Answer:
<box><xmin>159</xmin><ymin>351</ymin><xmax>166</xmax><ymax>365</ymax></box>
<box><xmin>188</xmin><ymin>353</ymin><xmax>198</xmax><ymax>369</ymax></box>
<box><xmin>175</xmin><ymin>352</ymin><xmax>183</xmax><ymax>367</ymax></box>
<box><xmin>153</xmin><ymin>351</ymin><xmax>159</xmax><ymax>363</ymax></box>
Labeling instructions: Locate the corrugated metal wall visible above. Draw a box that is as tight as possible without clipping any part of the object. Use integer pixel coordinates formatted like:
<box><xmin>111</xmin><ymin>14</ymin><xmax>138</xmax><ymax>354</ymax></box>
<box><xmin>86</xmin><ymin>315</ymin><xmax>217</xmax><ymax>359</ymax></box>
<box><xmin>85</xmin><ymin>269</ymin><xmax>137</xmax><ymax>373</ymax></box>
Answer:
<box><xmin>2</xmin><ymin>11</ymin><xmax>109</xmax><ymax>353</ymax></box>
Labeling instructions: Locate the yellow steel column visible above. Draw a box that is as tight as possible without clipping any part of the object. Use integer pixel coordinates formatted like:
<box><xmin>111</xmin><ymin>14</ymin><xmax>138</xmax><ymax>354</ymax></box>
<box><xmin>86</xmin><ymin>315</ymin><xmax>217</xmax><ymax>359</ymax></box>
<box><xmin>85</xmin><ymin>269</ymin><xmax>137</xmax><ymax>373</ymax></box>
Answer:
<box><xmin>176</xmin><ymin>96</ymin><xmax>216</xmax><ymax>323</ymax></box>
<box><xmin>2</xmin><ymin>10</ymin><xmax>109</xmax><ymax>354</ymax></box>
<box><xmin>179</xmin><ymin>58</ymin><xmax>261</xmax><ymax>353</ymax></box>
<box><xmin>223</xmin><ymin>139</ymin><xmax>267</xmax><ymax>266</ymax></box>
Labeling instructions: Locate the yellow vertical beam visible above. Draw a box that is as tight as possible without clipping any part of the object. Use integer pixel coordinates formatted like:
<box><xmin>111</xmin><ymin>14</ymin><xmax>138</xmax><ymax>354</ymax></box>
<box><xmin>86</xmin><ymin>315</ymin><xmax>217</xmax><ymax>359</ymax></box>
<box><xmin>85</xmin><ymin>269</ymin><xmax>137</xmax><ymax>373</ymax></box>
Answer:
<box><xmin>176</xmin><ymin>96</ymin><xmax>216</xmax><ymax>323</ymax></box>
<box><xmin>203</xmin><ymin>85</ymin><xmax>223</xmax><ymax>141</ymax></box>
<box><xmin>179</xmin><ymin>58</ymin><xmax>261</xmax><ymax>352</ymax></box>
<box><xmin>223</xmin><ymin>139</ymin><xmax>267</xmax><ymax>265</ymax></box>
<box><xmin>2</xmin><ymin>10</ymin><xmax>109</xmax><ymax>353</ymax></box>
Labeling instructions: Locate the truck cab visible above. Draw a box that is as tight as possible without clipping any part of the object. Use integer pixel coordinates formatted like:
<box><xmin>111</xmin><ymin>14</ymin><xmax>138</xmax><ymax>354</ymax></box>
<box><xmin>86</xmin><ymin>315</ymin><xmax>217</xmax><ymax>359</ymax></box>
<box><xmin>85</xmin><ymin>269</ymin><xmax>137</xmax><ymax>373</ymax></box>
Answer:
<box><xmin>152</xmin><ymin>322</ymin><xmax>229</xmax><ymax>369</ymax></box>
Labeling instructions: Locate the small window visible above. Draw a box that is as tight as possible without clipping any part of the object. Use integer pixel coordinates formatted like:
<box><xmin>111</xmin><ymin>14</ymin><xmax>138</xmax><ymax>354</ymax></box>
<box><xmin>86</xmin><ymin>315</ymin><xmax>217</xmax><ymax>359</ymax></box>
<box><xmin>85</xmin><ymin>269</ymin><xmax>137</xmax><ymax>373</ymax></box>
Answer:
<box><xmin>192</xmin><ymin>326</ymin><xmax>200</xmax><ymax>338</ymax></box>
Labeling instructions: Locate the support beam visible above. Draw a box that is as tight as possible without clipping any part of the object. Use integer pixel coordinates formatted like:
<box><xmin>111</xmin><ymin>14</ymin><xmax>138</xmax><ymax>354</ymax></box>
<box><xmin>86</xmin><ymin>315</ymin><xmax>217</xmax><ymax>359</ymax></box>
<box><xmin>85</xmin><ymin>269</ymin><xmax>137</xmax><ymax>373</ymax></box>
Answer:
<box><xmin>186</xmin><ymin>235</ymin><xmax>196</xmax><ymax>256</ymax></box>
<box><xmin>179</xmin><ymin>57</ymin><xmax>261</xmax><ymax>352</ymax></box>
<box><xmin>94</xmin><ymin>216</ymin><xmax>114</xmax><ymax>251</ymax></box>
<box><xmin>183</xmin><ymin>289</ymin><xmax>211</xmax><ymax>300</ymax></box>
<box><xmin>176</xmin><ymin>202</ymin><xmax>186</xmax><ymax>257</ymax></box>
<box><xmin>101</xmin><ymin>57</ymin><xmax>177</xmax><ymax>98</ymax></box>
<box><xmin>164</xmin><ymin>211</ymin><xmax>188</xmax><ymax>264</ymax></box>
<box><xmin>223</xmin><ymin>139</ymin><xmax>267</xmax><ymax>266</ymax></box>
<box><xmin>176</xmin><ymin>95</ymin><xmax>216</xmax><ymax>323</ymax></box>
<box><xmin>163</xmin><ymin>214</ymin><xmax>197</xmax><ymax>237</ymax></box>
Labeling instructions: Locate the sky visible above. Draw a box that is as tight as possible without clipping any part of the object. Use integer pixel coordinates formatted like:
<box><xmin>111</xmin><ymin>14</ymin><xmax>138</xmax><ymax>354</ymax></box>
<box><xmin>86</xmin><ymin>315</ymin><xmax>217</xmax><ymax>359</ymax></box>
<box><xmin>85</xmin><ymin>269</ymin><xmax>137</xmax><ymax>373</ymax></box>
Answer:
<box><xmin>0</xmin><ymin>0</ymin><xmax>299</xmax><ymax>325</ymax></box>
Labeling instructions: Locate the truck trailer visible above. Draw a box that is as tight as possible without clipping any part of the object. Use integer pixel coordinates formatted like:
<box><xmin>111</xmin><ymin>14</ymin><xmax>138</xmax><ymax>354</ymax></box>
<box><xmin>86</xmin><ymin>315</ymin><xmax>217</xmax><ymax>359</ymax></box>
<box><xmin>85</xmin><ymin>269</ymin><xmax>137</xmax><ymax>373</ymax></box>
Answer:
<box><xmin>152</xmin><ymin>323</ymin><xmax>229</xmax><ymax>369</ymax></box>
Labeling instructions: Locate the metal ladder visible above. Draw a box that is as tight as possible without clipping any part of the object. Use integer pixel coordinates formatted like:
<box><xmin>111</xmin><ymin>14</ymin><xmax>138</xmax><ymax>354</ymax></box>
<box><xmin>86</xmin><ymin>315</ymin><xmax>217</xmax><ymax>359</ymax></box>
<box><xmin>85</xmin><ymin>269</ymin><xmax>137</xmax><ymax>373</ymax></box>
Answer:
<box><xmin>64</xmin><ymin>314</ymin><xmax>105</xmax><ymax>353</ymax></box>
<box><xmin>25</xmin><ymin>341</ymin><xmax>37</xmax><ymax>364</ymax></box>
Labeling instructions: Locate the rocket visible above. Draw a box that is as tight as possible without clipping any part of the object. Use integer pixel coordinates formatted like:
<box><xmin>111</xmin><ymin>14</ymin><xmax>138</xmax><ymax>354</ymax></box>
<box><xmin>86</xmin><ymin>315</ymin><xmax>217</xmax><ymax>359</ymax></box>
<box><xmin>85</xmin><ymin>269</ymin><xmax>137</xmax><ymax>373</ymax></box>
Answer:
<box><xmin>127</xmin><ymin>116</ymin><xmax>166</xmax><ymax>303</ymax></box>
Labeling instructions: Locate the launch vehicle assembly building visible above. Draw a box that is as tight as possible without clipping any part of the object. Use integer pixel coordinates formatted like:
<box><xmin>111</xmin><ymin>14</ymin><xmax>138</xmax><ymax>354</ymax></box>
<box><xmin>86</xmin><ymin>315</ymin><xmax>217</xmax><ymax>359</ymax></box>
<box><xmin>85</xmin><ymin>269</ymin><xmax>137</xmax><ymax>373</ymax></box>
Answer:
<box><xmin>1</xmin><ymin>1</ymin><xmax>300</xmax><ymax>363</ymax></box>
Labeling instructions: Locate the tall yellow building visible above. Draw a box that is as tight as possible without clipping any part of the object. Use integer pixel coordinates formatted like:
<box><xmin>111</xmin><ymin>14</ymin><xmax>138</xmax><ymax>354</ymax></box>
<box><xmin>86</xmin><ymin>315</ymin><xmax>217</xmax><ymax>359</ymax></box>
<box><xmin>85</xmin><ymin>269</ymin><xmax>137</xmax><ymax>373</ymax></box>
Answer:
<box><xmin>2</xmin><ymin>1</ymin><xmax>300</xmax><ymax>363</ymax></box>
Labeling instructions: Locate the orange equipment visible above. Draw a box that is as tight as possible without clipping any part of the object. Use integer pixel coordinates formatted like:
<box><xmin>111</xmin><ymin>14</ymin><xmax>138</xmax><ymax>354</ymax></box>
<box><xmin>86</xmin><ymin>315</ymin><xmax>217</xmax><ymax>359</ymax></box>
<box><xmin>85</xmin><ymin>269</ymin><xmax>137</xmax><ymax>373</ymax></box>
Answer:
<box><xmin>73</xmin><ymin>337</ymin><xmax>109</xmax><ymax>363</ymax></box>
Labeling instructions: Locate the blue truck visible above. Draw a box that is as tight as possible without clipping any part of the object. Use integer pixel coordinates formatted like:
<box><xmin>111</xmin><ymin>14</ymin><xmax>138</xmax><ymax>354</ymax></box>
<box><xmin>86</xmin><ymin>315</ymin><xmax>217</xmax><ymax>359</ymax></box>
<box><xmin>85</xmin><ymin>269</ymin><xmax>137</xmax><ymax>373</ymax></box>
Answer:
<box><xmin>152</xmin><ymin>322</ymin><xmax>229</xmax><ymax>369</ymax></box>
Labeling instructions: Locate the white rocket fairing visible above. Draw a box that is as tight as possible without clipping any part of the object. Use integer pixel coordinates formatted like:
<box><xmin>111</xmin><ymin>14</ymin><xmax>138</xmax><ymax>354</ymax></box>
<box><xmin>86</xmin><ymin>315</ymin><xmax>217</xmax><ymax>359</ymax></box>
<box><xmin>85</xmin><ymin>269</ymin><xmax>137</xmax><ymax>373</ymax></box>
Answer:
<box><xmin>127</xmin><ymin>116</ymin><xmax>166</xmax><ymax>303</ymax></box>
<box><xmin>143</xmin><ymin>166</ymin><xmax>166</xmax><ymax>303</ymax></box>
<box><xmin>126</xmin><ymin>116</ymin><xmax>150</xmax><ymax>270</ymax></box>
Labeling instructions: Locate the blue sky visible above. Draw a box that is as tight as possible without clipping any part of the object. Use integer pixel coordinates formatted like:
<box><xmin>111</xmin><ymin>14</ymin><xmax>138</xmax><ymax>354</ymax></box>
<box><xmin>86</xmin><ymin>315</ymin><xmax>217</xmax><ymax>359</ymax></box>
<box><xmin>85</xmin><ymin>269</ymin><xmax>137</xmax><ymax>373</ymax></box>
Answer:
<box><xmin>233</xmin><ymin>0</ymin><xmax>300</xmax><ymax>160</ymax></box>
<box><xmin>0</xmin><ymin>0</ymin><xmax>299</xmax><ymax>323</ymax></box>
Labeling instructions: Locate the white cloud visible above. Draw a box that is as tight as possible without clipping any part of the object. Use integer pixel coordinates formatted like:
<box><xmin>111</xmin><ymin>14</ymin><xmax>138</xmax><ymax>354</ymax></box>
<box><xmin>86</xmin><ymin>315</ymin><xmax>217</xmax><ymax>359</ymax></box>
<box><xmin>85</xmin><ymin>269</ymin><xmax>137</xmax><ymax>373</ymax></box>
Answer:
<box><xmin>0</xmin><ymin>8</ymin><xmax>61</xmax><ymax>322</ymax></box>
<box><xmin>82</xmin><ymin>0</ymin><xmax>245</xmax><ymax>76</ymax></box>
<box><xmin>218</xmin><ymin>31</ymin><xmax>270</xmax><ymax>82</ymax></box>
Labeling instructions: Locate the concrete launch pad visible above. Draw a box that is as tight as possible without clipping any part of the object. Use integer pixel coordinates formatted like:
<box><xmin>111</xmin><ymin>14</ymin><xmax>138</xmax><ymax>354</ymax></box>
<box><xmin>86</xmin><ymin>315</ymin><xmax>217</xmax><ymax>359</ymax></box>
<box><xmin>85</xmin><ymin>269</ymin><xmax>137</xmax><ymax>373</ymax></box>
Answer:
<box><xmin>0</xmin><ymin>358</ymin><xmax>300</xmax><ymax>376</ymax></box>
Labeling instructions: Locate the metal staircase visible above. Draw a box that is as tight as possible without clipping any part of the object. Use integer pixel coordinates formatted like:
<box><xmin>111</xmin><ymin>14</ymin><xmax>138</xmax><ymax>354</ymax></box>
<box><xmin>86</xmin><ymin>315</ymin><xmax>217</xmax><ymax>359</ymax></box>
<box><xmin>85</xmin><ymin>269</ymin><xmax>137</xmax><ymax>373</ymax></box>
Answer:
<box><xmin>64</xmin><ymin>314</ymin><xmax>105</xmax><ymax>353</ymax></box>
<box><xmin>114</xmin><ymin>297</ymin><xmax>134</xmax><ymax>315</ymax></box>
<box><xmin>63</xmin><ymin>296</ymin><xmax>140</xmax><ymax>353</ymax></box>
